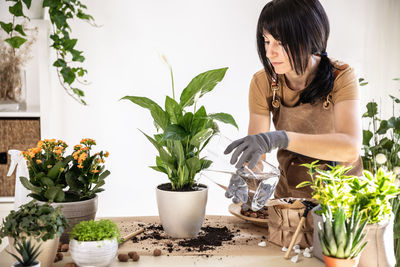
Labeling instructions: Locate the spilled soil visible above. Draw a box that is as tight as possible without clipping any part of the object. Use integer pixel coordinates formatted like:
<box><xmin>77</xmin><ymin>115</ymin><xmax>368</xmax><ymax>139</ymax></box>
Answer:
<box><xmin>131</xmin><ymin>223</ymin><xmax>235</xmax><ymax>252</ymax></box>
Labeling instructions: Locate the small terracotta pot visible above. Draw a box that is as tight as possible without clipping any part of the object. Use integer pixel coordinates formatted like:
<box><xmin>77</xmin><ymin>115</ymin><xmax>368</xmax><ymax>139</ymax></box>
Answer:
<box><xmin>323</xmin><ymin>255</ymin><xmax>360</xmax><ymax>267</ymax></box>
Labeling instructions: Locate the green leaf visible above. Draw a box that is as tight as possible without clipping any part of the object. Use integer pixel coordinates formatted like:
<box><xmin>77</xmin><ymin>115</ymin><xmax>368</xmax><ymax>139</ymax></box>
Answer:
<box><xmin>72</xmin><ymin>88</ymin><xmax>85</xmax><ymax>97</ymax></box>
<box><xmin>163</xmin><ymin>124</ymin><xmax>188</xmax><ymax>141</ymax></box>
<box><xmin>390</xmin><ymin>95</ymin><xmax>400</xmax><ymax>104</ymax></box>
<box><xmin>376</xmin><ymin>120</ymin><xmax>389</xmax><ymax>134</ymax></box>
<box><xmin>0</xmin><ymin>22</ymin><xmax>13</xmax><ymax>34</ymax></box>
<box><xmin>362</xmin><ymin>130</ymin><xmax>373</xmax><ymax>146</ymax></box>
<box><xmin>22</xmin><ymin>0</ymin><xmax>32</xmax><ymax>9</ymax></box>
<box><xmin>179</xmin><ymin>112</ymin><xmax>194</xmax><ymax>132</ymax></box>
<box><xmin>60</xmin><ymin>67</ymin><xmax>76</xmax><ymax>84</ymax></box>
<box><xmin>208</xmin><ymin>112</ymin><xmax>238</xmax><ymax>129</ymax></box>
<box><xmin>165</xmin><ymin>96</ymin><xmax>183</xmax><ymax>124</ymax></box>
<box><xmin>190</xmin><ymin>128</ymin><xmax>214</xmax><ymax>148</ymax></box>
<box><xmin>63</xmin><ymin>39</ymin><xmax>78</xmax><ymax>50</ymax></box>
<box><xmin>20</xmin><ymin>177</ymin><xmax>42</xmax><ymax>193</ymax></box>
<box><xmin>9</xmin><ymin>2</ymin><xmax>23</xmax><ymax>17</ymax></box>
<box><xmin>140</xmin><ymin>130</ymin><xmax>174</xmax><ymax>165</ymax></box>
<box><xmin>171</xmin><ymin>141</ymin><xmax>185</xmax><ymax>167</ymax></box>
<box><xmin>296</xmin><ymin>181</ymin><xmax>312</xmax><ymax>188</ymax></box>
<box><xmin>53</xmin><ymin>59</ymin><xmax>66</xmax><ymax>68</ymax></box>
<box><xmin>122</xmin><ymin>96</ymin><xmax>169</xmax><ymax>130</ymax></box>
<box><xmin>186</xmin><ymin>157</ymin><xmax>201</xmax><ymax>173</ymax></box>
<box><xmin>179</xmin><ymin>67</ymin><xmax>228</xmax><ymax>108</ymax></box>
<box><xmin>363</xmin><ymin>102</ymin><xmax>378</xmax><ymax>118</ymax></box>
<box><xmin>44</xmin><ymin>186</ymin><xmax>61</xmax><ymax>202</ymax></box>
<box><xmin>98</xmin><ymin>170</ymin><xmax>110</xmax><ymax>181</ymax></box>
<box><xmin>65</xmin><ymin>172</ymin><xmax>81</xmax><ymax>190</ymax></box>
<box><xmin>200</xmin><ymin>158</ymin><xmax>213</xmax><ymax>170</ymax></box>
<box><xmin>47</xmin><ymin>161</ymin><xmax>65</xmax><ymax>179</ymax></box>
<box><xmin>5</xmin><ymin>36</ymin><xmax>27</xmax><ymax>49</ymax></box>
<box><xmin>54</xmin><ymin>189</ymin><xmax>65</xmax><ymax>202</ymax></box>
<box><xmin>41</xmin><ymin>177</ymin><xmax>54</xmax><ymax>187</ymax></box>
<box><xmin>14</xmin><ymin>25</ymin><xmax>26</xmax><ymax>36</ymax></box>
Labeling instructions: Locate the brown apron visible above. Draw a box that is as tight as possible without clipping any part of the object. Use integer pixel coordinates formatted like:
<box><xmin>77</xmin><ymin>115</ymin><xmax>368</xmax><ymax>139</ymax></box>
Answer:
<box><xmin>268</xmin><ymin>69</ymin><xmax>363</xmax><ymax>199</ymax></box>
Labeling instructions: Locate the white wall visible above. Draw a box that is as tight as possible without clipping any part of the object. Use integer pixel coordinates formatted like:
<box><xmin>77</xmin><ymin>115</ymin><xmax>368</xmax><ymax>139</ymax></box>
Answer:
<box><xmin>2</xmin><ymin>1</ymin><xmax>400</xmax><ymax>216</ymax></box>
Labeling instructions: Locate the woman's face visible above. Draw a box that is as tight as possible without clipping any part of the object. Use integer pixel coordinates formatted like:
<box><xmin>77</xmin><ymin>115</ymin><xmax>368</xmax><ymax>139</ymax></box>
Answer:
<box><xmin>263</xmin><ymin>32</ymin><xmax>292</xmax><ymax>74</ymax></box>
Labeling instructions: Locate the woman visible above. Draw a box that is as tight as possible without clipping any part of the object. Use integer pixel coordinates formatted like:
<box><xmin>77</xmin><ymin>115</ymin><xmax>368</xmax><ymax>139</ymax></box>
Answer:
<box><xmin>224</xmin><ymin>0</ymin><xmax>362</xmax><ymax>200</ymax></box>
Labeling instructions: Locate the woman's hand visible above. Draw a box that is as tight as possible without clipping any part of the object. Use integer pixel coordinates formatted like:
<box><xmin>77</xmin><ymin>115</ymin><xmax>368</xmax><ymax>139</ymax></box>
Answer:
<box><xmin>224</xmin><ymin>131</ymin><xmax>289</xmax><ymax>169</ymax></box>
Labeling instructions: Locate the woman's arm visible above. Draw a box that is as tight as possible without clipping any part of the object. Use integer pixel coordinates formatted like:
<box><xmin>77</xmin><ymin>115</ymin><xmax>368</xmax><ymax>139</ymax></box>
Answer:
<box><xmin>248</xmin><ymin>112</ymin><xmax>270</xmax><ymax>134</ymax></box>
<box><xmin>286</xmin><ymin>100</ymin><xmax>362</xmax><ymax>162</ymax></box>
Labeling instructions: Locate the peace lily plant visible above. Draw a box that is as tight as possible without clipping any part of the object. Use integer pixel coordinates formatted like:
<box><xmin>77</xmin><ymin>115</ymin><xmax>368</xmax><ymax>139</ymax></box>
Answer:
<box><xmin>122</xmin><ymin>58</ymin><xmax>238</xmax><ymax>190</ymax></box>
<box><xmin>122</xmin><ymin>56</ymin><xmax>237</xmax><ymax>238</ymax></box>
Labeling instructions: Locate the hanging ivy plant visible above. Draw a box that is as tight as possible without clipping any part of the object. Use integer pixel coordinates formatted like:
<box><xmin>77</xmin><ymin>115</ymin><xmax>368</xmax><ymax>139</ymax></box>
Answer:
<box><xmin>0</xmin><ymin>0</ymin><xmax>31</xmax><ymax>49</ymax></box>
<box><xmin>43</xmin><ymin>0</ymin><xmax>96</xmax><ymax>105</ymax></box>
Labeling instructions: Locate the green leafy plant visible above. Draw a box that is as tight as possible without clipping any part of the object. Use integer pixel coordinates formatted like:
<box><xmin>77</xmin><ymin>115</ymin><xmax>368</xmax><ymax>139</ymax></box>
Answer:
<box><xmin>122</xmin><ymin>59</ymin><xmax>238</xmax><ymax>190</ymax></box>
<box><xmin>7</xmin><ymin>238</ymin><xmax>41</xmax><ymax>266</ymax></box>
<box><xmin>70</xmin><ymin>219</ymin><xmax>120</xmax><ymax>242</ymax></box>
<box><xmin>20</xmin><ymin>138</ymin><xmax>110</xmax><ymax>202</ymax></box>
<box><xmin>318</xmin><ymin>205</ymin><xmax>368</xmax><ymax>259</ymax></box>
<box><xmin>0</xmin><ymin>200</ymin><xmax>67</xmax><ymax>244</ymax></box>
<box><xmin>360</xmin><ymin>78</ymin><xmax>400</xmax><ymax>175</ymax></box>
<box><xmin>297</xmin><ymin>161</ymin><xmax>400</xmax><ymax>224</ymax></box>
<box><xmin>0</xmin><ymin>0</ymin><xmax>31</xmax><ymax>49</ymax></box>
<box><xmin>43</xmin><ymin>0</ymin><xmax>96</xmax><ymax>104</ymax></box>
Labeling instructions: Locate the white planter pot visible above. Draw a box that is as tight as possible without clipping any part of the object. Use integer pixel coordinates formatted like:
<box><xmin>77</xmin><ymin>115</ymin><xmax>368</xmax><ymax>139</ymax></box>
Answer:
<box><xmin>39</xmin><ymin>195</ymin><xmax>98</xmax><ymax>243</ymax></box>
<box><xmin>358</xmin><ymin>217</ymin><xmax>395</xmax><ymax>267</ymax></box>
<box><xmin>12</xmin><ymin>261</ymin><xmax>40</xmax><ymax>267</ymax></box>
<box><xmin>311</xmin><ymin>205</ymin><xmax>324</xmax><ymax>261</ymax></box>
<box><xmin>156</xmin><ymin>183</ymin><xmax>208</xmax><ymax>238</ymax></box>
<box><xmin>69</xmin><ymin>238</ymin><xmax>118</xmax><ymax>267</ymax></box>
<box><xmin>9</xmin><ymin>236</ymin><xmax>58</xmax><ymax>267</ymax></box>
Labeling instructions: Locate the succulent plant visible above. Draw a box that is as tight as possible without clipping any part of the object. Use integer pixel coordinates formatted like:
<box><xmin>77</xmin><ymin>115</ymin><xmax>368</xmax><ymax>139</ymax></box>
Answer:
<box><xmin>318</xmin><ymin>205</ymin><xmax>368</xmax><ymax>259</ymax></box>
<box><xmin>7</xmin><ymin>238</ymin><xmax>41</xmax><ymax>266</ymax></box>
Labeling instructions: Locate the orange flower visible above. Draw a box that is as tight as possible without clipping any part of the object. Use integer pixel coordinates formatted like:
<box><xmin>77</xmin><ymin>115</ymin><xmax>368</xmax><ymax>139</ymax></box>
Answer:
<box><xmin>91</xmin><ymin>169</ymin><xmax>99</xmax><ymax>173</ymax></box>
<box><xmin>73</xmin><ymin>151</ymin><xmax>79</xmax><ymax>160</ymax></box>
<box><xmin>104</xmin><ymin>151</ymin><xmax>109</xmax><ymax>157</ymax></box>
<box><xmin>37</xmin><ymin>140</ymin><xmax>44</xmax><ymax>148</ymax></box>
<box><xmin>36</xmin><ymin>159</ymin><xmax>42</xmax><ymax>164</ymax></box>
<box><xmin>47</xmin><ymin>165</ymin><xmax>52</xmax><ymax>169</ymax></box>
<box><xmin>54</xmin><ymin>149</ymin><xmax>62</xmax><ymax>155</ymax></box>
<box><xmin>77</xmin><ymin>164</ymin><xmax>84</xmax><ymax>169</ymax></box>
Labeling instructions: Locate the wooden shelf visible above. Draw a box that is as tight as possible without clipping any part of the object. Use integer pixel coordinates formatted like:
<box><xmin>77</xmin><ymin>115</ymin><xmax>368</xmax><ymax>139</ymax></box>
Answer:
<box><xmin>0</xmin><ymin>106</ymin><xmax>40</xmax><ymax>118</ymax></box>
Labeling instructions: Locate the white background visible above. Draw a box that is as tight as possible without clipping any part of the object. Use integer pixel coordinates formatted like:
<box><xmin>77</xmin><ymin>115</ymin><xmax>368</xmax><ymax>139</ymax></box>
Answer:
<box><xmin>1</xmin><ymin>0</ymin><xmax>400</xmax><ymax>216</ymax></box>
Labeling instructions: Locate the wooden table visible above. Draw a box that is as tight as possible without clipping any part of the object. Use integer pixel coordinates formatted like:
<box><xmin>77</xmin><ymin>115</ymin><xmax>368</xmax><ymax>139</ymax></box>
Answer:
<box><xmin>0</xmin><ymin>215</ymin><xmax>324</xmax><ymax>266</ymax></box>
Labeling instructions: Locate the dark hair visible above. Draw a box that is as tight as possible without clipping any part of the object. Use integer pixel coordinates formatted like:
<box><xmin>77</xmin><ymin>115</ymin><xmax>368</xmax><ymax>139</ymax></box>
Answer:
<box><xmin>256</xmin><ymin>0</ymin><xmax>335</xmax><ymax>104</ymax></box>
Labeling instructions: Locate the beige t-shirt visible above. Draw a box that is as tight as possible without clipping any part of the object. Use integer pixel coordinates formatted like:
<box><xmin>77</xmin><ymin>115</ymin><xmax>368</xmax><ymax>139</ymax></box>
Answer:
<box><xmin>249</xmin><ymin>60</ymin><xmax>359</xmax><ymax>115</ymax></box>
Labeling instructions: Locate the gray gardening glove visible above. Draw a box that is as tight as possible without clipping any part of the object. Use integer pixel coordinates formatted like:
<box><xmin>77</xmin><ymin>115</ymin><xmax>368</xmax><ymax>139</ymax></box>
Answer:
<box><xmin>225</xmin><ymin>174</ymin><xmax>248</xmax><ymax>204</ymax></box>
<box><xmin>224</xmin><ymin>131</ymin><xmax>289</xmax><ymax>169</ymax></box>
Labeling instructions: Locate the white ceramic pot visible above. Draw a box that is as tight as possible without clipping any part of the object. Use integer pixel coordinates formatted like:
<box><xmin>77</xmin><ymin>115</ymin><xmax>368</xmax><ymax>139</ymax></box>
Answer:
<box><xmin>12</xmin><ymin>261</ymin><xmax>40</xmax><ymax>267</ymax></box>
<box><xmin>311</xmin><ymin>205</ymin><xmax>324</xmax><ymax>261</ymax></box>
<box><xmin>9</xmin><ymin>236</ymin><xmax>58</xmax><ymax>267</ymax></box>
<box><xmin>358</xmin><ymin>217</ymin><xmax>395</xmax><ymax>267</ymax></box>
<box><xmin>156</xmin><ymin>183</ymin><xmax>208</xmax><ymax>238</ymax></box>
<box><xmin>69</xmin><ymin>238</ymin><xmax>118</xmax><ymax>267</ymax></box>
<box><xmin>39</xmin><ymin>195</ymin><xmax>98</xmax><ymax>243</ymax></box>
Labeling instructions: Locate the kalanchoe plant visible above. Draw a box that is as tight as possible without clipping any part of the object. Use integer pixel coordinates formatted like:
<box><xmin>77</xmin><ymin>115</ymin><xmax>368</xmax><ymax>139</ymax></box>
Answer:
<box><xmin>7</xmin><ymin>238</ymin><xmax>41</xmax><ymax>267</ymax></box>
<box><xmin>0</xmin><ymin>200</ymin><xmax>67</xmax><ymax>244</ymax></box>
<box><xmin>20</xmin><ymin>138</ymin><xmax>110</xmax><ymax>202</ymax></box>
<box><xmin>122</xmin><ymin>59</ymin><xmax>238</xmax><ymax>190</ymax></box>
<box><xmin>318</xmin><ymin>205</ymin><xmax>368</xmax><ymax>259</ymax></box>
<box><xmin>297</xmin><ymin>161</ymin><xmax>400</xmax><ymax>223</ymax></box>
<box><xmin>70</xmin><ymin>219</ymin><xmax>120</xmax><ymax>242</ymax></box>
